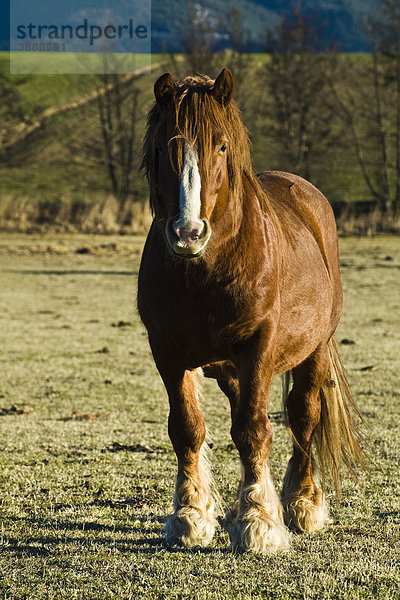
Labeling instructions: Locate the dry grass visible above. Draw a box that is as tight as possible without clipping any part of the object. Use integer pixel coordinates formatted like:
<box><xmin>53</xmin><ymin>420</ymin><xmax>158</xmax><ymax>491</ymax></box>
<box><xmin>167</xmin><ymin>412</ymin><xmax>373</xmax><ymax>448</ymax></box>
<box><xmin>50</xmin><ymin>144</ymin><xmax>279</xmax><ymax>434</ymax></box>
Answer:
<box><xmin>336</xmin><ymin>205</ymin><xmax>400</xmax><ymax>236</ymax></box>
<box><xmin>0</xmin><ymin>234</ymin><xmax>399</xmax><ymax>599</ymax></box>
<box><xmin>1</xmin><ymin>194</ymin><xmax>399</xmax><ymax>236</ymax></box>
<box><xmin>0</xmin><ymin>195</ymin><xmax>153</xmax><ymax>235</ymax></box>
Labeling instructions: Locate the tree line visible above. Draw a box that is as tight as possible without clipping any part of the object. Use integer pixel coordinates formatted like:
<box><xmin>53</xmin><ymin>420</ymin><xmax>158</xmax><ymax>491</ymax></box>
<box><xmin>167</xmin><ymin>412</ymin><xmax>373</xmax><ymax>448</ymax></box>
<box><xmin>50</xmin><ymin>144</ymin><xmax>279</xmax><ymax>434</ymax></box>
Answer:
<box><xmin>0</xmin><ymin>0</ymin><xmax>399</xmax><ymax>225</ymax></box>
<box><xmin>175</xmin><ymin>0</ymin><xmax>400</xmax><ymax>217</ymax></box>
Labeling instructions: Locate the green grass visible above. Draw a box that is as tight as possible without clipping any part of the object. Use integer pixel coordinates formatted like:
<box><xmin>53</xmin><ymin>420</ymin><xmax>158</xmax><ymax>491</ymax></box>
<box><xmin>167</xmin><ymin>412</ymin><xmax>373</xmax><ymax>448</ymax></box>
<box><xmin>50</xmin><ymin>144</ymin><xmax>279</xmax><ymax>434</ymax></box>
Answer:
<box><xmin>0</xmin><ymin>234</ymin><xmax>399</xmax><ymax>599</ymax></box>
<box><xmin>0</xmin><ymin>53</ymin><xmax>162</xmax><ymax>205</ymax></box>
<box><xmin>1</xmin><ymin>52</ymin><xmax>160</xmax><ymax>119</ymax></box>
<box><xmin>9</xmin><ymin>53</ymin><xmax>152</xmax><ymax>76</ymax></box>
<box><xmin>0</xmin><ymin>56</ymin><xmax>95</xmax><ymax>121</ymax></box>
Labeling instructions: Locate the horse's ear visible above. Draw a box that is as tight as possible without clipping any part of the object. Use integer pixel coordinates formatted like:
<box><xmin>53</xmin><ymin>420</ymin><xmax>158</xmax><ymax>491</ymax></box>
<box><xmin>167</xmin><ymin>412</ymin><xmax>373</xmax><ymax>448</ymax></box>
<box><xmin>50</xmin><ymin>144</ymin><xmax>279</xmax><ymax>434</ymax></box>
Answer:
<box><xmin>212</xmin><ymin>68</ymin><xmax>234</xmax><ymax>106</ymax></box>
<box><xmin>154</xmin><ymin>73</ymin><xmax>175</xmax><ymax>106</ymax></box>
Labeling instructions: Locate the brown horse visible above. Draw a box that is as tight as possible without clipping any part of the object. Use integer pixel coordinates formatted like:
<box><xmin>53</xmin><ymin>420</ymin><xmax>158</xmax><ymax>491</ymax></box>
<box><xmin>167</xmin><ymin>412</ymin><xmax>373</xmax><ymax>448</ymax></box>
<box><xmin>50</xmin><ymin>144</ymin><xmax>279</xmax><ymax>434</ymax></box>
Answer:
<box><xmin>138</xmin><ymin>68</ymin><xmax>364</xmax><ymax>553</ymax></box>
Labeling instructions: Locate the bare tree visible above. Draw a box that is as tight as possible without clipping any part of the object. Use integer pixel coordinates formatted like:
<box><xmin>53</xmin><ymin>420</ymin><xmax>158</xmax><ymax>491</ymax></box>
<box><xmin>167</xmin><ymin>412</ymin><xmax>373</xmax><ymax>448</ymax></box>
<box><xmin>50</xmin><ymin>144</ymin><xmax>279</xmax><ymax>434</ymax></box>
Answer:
<box><xmin>67</xmin><ymin>69</ymin><xmax>142</xmax><ymax>206</ymax></box>
<box><xmin>331</xmin><ymin>0</ymin><xmax>400</xmax><ymax>214</ymax></box>
<box><xmin>371</xmin><ymin>0</ymin><xmax>400</xmax><ymax>213</ymax></box>
<box><xmin>171</xmin><ymin>3</ymin><xmax>222</xmax><ymax>77</ymax></box>
<box><xmin>0</xmin><ymin>72</ymin><xmax>24</xmax><ymax>159</ymax></box>
<box><xmin>168</xmin><ymin>4</ymin><xmax>257</xmax><ymax>133</ymax></box>
<box><xmin>95</xmin><ymin>73</ymin><xmax>139</xmax><ymax>203</ymax></box>
<box><xmin>223</xmin><ymin>6</ymin><xmax>250</xmax><ymax>109</ymax></box>
<box><xmin>262</xmin><ymin>5</ymin><xmax>336</xmax><ymax>183</ymax></box>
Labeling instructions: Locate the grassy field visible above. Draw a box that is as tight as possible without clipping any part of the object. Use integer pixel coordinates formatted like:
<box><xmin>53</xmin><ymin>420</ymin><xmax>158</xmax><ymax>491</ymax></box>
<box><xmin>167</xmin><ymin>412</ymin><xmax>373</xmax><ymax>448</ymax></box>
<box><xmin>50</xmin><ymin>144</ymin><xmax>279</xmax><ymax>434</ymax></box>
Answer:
<box><xmin>0</xmin><ymin>234</ymin><xmax>399</xmax><ymax>599</ymax></box>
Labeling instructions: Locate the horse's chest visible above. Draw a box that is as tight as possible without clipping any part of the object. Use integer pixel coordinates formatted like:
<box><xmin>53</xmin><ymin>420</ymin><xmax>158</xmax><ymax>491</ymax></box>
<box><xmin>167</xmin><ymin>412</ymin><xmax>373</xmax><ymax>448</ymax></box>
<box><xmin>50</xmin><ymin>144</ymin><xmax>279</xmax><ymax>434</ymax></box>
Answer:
<box><xmin>138</xmin><ymin>239</ymin><xmax>271</xmax><ymax>366</ymax></box>
<box><xmin>156</xmin><ymin>282</ymin><xmax>261</xmax><ymax>359</ymax></box>
<box><xmin>170</xmin><ymin>287</ymin><xmax>243</xmax><ymax>339</ymax></box>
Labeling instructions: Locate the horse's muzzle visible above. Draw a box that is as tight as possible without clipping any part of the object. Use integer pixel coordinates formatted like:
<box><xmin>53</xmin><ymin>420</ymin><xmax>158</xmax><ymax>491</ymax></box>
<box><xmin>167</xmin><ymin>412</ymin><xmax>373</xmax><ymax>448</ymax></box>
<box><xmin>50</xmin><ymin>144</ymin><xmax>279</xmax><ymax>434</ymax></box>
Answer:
<box><xmin>166</xmin><ymin>218</ymin><xmax>211</xmax><ymax>258</ymax></box>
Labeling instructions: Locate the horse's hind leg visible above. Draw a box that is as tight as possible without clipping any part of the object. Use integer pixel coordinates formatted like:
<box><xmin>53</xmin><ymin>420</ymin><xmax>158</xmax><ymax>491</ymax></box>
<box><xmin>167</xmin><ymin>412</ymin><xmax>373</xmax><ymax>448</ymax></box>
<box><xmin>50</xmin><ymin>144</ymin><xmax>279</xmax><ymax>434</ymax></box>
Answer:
<box><xmin>281</xmin><ymin>343</ymin><xmax>330</xmax><ymax>533</ymax></box>
<box><xmin>158</xmin><ymin>365</ymin><xmax>218</xmax><ymax>548</ymax></box>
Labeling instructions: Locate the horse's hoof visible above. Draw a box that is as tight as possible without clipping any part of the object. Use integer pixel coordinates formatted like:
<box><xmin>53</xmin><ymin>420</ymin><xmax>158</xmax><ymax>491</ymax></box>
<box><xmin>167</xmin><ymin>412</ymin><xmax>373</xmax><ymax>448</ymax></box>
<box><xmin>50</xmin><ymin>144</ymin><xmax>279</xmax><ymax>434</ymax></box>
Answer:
<box><xmin>163</xmin><ymin>506</ymin><xmax>216</xmax><ymax>548</ymax></box>
<box><xmin>228</xmin><ymin>516</ymin><xmax>290</xmax><ymax>554</ymax></box>
<box><xmin>282</xmin><ymin>492</ymin><xmax>329</xmax><ymax>533</ymax></box>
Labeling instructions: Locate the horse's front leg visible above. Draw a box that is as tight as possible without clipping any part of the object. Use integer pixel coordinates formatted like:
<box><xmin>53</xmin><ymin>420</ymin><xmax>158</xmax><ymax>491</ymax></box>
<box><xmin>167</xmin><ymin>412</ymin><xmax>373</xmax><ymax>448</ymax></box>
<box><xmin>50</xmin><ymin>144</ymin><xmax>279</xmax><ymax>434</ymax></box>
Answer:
<box><xmin>155</xmin><ymin>359</ymin><xmax>218</xmax><ymax>548</ymax></box>
<box><xmin>227</xmin><ymin>338</ymin><xmax>290</xmax><ymax>554</ymax></box>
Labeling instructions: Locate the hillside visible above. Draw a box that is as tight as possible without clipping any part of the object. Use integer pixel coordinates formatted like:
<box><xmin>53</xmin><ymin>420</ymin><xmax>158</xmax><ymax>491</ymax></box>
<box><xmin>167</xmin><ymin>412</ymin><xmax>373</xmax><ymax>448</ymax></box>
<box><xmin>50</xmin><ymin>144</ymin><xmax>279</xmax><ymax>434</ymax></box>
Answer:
<box><xmin>0</xmin><ymin>53</ymin><xmax>382</xmax><ymax>221</ymax></box>
<box><xmin>2</xmin><ymin>1</ymin><xmax>379</xmax><ymax>53</ymax></box>
<box><xmin>152</xmin><ymin>0</ymin><xmax>377</xmax><ymax>52</ymax></box>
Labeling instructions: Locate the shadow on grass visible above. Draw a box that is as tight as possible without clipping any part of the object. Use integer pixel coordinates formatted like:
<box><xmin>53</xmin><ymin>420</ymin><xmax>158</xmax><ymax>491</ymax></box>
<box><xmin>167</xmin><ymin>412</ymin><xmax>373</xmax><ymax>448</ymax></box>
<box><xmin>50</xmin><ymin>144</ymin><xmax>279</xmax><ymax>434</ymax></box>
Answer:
<box><xmin>4</xmin><ymin>513</ymin><xmax>162</xmax><ymax>534</ymax></box>
<box><xmin>2</xmin><ymin>514</ymin><xmax>231</xmax><ymax>557</ymax></box>
<box><xmin>3</xmin><ymin>269</ymin><xmax>138</xmax><ymax>276</ymax></box>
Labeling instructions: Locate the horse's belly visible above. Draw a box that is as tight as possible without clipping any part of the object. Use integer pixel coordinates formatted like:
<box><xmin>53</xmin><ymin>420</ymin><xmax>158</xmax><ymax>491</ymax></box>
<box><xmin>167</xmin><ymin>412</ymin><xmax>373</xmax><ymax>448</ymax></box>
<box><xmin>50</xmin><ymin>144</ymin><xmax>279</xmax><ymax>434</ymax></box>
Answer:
<box><xmin>274</xmin><ymin>272</ymin><xmax>335</xmax><ymax>373</ymax></box>
<box><xmin>168</xmin><ymin>307</ymin><xmax>258</xmax><ymax>369</ymax></box>
<box><xmin>274</xmin><ymin>310</ymin><xmax>331</xmax><ymax>374</ymax></box>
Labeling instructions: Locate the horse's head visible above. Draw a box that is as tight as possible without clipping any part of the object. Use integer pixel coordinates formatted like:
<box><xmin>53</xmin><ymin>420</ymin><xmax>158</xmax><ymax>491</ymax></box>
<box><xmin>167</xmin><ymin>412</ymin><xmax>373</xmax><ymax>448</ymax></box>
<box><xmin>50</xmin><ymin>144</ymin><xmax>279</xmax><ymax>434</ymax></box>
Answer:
<box><xmin>143</xmin><ymin>68</ymin><xmax>250</xmax><ymax>259</ymax></box>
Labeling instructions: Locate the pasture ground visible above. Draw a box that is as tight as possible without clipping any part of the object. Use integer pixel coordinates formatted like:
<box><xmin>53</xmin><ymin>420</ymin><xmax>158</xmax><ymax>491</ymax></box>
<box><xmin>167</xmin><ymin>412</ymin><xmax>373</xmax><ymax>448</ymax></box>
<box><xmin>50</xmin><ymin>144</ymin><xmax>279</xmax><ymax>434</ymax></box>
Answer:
<box><xmin>0</xmin><ymin>234</ymin><xmax>399</xmax><ymax>600</ymax></box>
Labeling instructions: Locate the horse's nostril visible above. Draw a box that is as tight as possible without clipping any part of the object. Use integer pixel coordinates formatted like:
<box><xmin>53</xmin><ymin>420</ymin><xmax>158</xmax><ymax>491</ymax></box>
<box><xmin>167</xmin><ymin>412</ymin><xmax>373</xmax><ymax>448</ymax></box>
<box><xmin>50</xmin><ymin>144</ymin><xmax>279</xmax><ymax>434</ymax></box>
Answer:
<box><xmin>166</xmin><ymin>218</ymin><xmax>211</xmax><ymax>258</ymax></box>
<box><xmin>188</xmin><ymin>227</ymin><xmax>201</xmax><ymax>241</ymax></box>
<box><xmin>172</xmin><ymin>220</ymin><xmax>204</xmax><ymax>243</ymax></box>
<box><xmin>172</xmin><ymin>220</ymin><xmax>180</xmax><ymax>237</ymax></box>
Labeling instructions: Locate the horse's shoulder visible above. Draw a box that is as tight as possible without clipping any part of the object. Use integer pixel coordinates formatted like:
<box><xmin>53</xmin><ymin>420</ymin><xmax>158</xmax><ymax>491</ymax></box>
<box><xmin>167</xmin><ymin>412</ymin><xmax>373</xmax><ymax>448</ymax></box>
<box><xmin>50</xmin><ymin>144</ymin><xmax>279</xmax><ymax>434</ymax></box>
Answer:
<box><xmin>258</xmin><ymin>171</ymin><xmax>324</xmax><ymax>201</ymax></box>
<box><xmin>257</xmin><ymin>170</ymin><xmax>332</xmax><ymax>217</ymax></box>
<box><xmin>257</xmin><ymin>171</ymin><xmax>294</xmax><ymax>194</ymax></box>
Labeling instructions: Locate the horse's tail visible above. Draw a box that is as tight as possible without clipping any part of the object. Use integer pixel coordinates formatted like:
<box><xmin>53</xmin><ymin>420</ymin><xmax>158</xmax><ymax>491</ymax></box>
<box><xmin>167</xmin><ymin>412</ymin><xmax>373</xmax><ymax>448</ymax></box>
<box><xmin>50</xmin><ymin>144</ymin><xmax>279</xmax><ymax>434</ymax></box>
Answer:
<box><xmin>282</xmin><ymin>338</ymin><xmax>365</xmax><ymax>496</ymax></box>
<box><xmin>315</xmin><ymin>337</ymin><xmax>366</xmax><ymax>495</ymax></box>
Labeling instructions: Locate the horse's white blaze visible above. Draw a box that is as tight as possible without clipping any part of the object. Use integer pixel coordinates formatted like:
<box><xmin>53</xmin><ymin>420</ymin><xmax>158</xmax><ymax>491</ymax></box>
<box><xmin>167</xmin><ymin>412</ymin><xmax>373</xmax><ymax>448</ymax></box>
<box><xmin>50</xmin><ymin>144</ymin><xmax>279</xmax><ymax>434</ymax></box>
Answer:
<box><xmin>178</xmin><ymin>142</ymin><xmax>202</xmax><ymax>226</ymax></box>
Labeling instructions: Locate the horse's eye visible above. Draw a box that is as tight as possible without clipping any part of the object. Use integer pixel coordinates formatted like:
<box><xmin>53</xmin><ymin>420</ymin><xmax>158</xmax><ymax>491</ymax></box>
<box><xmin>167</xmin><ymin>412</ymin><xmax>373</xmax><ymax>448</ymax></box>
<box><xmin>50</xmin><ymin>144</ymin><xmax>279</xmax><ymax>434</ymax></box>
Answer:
<box><xmin>218</xmin><ymin>143</ymin><xmax>227</xmax><ymax>155</ymax></box>
<box><xmin>157</xmin><ymin>144</ymin><xmax>164</xmax><ymax>153</ymax></box>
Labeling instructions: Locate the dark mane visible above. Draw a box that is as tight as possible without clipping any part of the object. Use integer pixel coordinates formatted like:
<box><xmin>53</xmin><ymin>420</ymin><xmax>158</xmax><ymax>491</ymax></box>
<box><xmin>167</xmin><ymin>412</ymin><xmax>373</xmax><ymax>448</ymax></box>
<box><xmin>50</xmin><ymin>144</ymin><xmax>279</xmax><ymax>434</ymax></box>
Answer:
<box><xmin>141</xmin><ymin>73</ymin><xmax>275</xmax><ymax>220</ymax></box>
